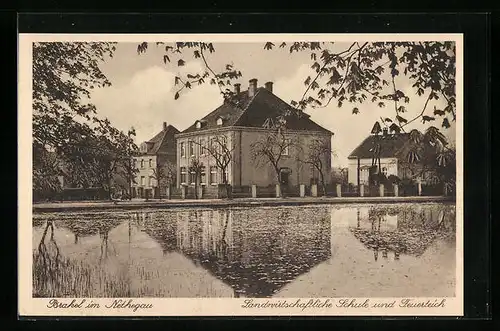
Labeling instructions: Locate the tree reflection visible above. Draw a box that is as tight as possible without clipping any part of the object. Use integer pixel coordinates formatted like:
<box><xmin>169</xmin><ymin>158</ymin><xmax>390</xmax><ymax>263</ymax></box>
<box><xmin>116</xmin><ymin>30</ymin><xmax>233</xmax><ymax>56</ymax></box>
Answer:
<box><xmin>33</xmin><ymin>219</ymin><xmax>62</xmax><ymax>297</ymax></box>
<box><xmin>351</xmin><ymin>204</ymin><xmax>455</xmax><ymax>260</ymax></box>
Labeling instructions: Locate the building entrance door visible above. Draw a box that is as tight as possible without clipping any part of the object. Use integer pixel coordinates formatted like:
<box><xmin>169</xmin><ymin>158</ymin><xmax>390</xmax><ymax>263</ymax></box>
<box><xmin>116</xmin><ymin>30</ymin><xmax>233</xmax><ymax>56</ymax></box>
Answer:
<box><xmin>280</xmin><ymin>172</ymin><xmax>289</xmax><ymax>186</ymax></box>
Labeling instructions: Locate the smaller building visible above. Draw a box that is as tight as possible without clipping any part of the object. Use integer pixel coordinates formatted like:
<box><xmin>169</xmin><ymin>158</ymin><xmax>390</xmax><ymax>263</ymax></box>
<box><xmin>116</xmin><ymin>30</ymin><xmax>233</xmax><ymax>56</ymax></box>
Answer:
<box><xmin>132</xmin><ymin>122</ymin><xmax>179</xmax><ymax>198</ymax></box>
<box><xmin>347</xmin><ymin>127</ymin><xmax>433</xmax><ymax>186</ymax></box>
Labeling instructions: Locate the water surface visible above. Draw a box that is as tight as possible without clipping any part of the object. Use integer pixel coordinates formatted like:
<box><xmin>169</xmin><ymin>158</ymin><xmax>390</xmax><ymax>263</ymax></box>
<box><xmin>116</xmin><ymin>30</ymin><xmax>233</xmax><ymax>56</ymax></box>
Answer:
<box><xmin>32</xmin><ymin>203</ymin><xmax>456</xmax><ymax>298</ymax></box>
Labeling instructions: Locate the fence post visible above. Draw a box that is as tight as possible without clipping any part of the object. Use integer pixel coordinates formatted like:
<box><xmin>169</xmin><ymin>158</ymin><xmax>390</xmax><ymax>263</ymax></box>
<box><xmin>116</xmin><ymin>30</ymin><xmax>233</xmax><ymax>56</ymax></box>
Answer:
<box><xmin>311</xmin><ymin>184</ymin><xmax>318</xmax><ymax>197</ymax></box>
<box><xmin>359</xmin><ymin>184</ymin><xmax>364</xmax><ymax>197</ymax></box>
<box><xmin>336</xmin><ymin>184</ymin><xmax>342</xmax><ymax>197</ymax></box>
<box><xmin>417</xmin><ymin>181</ymin><xmax>422</xmax><ymax>196</ymax></box>
<box><xmin>198</xmin><ymin>185</ymin><xmax>203</xmax><ymax>199</ymax></box>
<box><xmin>181</xmin><ymin>185</ymin><xmax>187</xmax><ymax>199</ymax></box>
<box><xmin>275</xmin><ymin>184</ymin><xmax>281</xmax><ymax>198</ymax></box>
<box><xmin>251</xmin><ymin>185</ymin><xmax>257</xmax><ymax>198</ymax></box>
<box><xmin>166</xmin><ymin>186</ymin><xmax>171</xmax><ymax>200</ymax></box>
<box><xmin>443</xmin><ymin>183</ymin><xmax>448</xmax><ymax>196</ymax></box>
<box><xmin>393</xmin><ymin>184</ymin><xmax>399</xmax><ymax>197</ymax></box>
<box><xmin>379</xmin><ymin>184</ymin><xmax>385</xmax><ymax>197</ymax></box>
<box><xmin>299</xmin><ymin>184</ymin><xmax>305</xmax><ymax>197</ymax></box>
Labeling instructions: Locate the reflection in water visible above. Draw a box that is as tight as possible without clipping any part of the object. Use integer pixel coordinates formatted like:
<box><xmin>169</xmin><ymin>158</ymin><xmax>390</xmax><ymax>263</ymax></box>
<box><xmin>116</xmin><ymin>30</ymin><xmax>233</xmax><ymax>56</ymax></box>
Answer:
<box><xmin>350</xmin><ymin>205</ymin><xmax>455</xmax><ymax>260</ymax></box>
<box><xmin>32</xmin><ymin>203</ymin><xmax>456</xmax><ymax>298</ymax></box>
<box><xmin>140</xmin><ymin>207</ymin><xmax>331</xmax><ymax>297</ymax></box>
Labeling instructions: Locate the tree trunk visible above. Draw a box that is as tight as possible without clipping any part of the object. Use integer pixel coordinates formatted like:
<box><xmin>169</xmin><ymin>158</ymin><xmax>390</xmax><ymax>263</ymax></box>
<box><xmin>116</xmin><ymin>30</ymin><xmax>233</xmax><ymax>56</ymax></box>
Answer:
<box><xmin>319</xmin><ymin>170</ymin><xmax>327</xmax><ymax>197</ymax></box>
<box><xmin>156</xmin><ymin>167</ymin><xmax>162</xmax><ymax>200</ymax></box>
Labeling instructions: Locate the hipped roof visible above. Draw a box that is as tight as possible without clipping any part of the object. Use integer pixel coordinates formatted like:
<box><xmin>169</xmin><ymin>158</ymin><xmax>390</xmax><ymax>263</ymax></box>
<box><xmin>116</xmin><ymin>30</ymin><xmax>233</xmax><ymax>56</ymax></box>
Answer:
<box><xmin>181</xmin><ymin>87</ymin><xmax>333</xmax><ymax>135</ymax></box>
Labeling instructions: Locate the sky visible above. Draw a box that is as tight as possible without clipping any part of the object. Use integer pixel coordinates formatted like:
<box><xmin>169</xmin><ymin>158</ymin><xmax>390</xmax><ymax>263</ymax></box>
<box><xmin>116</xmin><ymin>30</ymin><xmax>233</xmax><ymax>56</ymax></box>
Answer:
<box><xmin>90</xmin><ymin>42</ymin><xmax>456</xmax><ymax>167</ymax></box>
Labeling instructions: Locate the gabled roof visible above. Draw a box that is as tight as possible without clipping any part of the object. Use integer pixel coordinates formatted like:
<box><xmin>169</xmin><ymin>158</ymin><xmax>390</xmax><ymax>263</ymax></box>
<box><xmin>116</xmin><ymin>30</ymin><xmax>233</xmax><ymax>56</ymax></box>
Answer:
<box><xmin>141</xmin><ymin>124</ymin><xmax>180</xmax><ymax>155</ymax></box>
<box><xmin>348</xmin><ymin>133</ymin><xmax>410</xmax><ymax>159</ymax></box>
<box><xmin>181</xmin><ymin>87</ymin><xmax>332</xmax><ymax>135</ymax></box>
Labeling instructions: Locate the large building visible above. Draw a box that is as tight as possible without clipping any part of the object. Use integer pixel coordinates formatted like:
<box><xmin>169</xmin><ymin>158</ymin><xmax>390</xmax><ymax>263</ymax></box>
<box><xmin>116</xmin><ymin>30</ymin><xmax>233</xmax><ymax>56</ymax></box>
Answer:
<box><xmin>132</xmin><ymin>122</ymin><xmax>179</xmax><ymax>198</ymax></box>
<box><xmin>175</xmin><ymin>79</ymin><xmax>333</xmax><ymax>190</ymax></box>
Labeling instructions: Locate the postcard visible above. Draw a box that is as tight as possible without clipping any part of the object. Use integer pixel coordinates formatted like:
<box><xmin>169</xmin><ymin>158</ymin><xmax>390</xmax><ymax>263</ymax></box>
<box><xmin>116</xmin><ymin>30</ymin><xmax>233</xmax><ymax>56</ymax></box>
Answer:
<box><xmin>18</xmin><ymin>33</ymin><xmax>463</xmax><ymax>316</ymax></box>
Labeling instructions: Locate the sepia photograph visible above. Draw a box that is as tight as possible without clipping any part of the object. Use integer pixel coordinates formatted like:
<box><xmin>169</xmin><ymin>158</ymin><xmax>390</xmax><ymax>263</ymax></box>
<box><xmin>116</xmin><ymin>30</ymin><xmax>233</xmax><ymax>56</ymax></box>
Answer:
<box><xmin>18</xmin><ymin>34</ymin><xmax>463</xmax><ymax>316</ymax></box>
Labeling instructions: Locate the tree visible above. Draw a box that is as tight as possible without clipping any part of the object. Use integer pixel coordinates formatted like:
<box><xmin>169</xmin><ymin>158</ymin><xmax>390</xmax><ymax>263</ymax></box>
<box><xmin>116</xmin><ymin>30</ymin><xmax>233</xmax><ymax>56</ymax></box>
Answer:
<box><xmin>299</xmin><ymin>138</ymin><xmax>336</xmax><ymax>196</ymax></box>
<box><xmin>139</xmin><ymin>41</ymin><xmax>457</xmax><ymax>196</ymax></box>
<box><xmin>33</xmin><ymin>42</ymin><xmax>115</xmax><ymax>148</ymax></box>
<box><xmin>32</xmin><ymin>144</ymin><xmax>63</xmax><ymax>201</ymax></box>
<box><xmin>188</xmin><ymin>157</ymin><xmax>204</xmax><ymax>199</ymax></box>
<box><xmin>32</xmin><ymin>42</ymin><xmax>125</xmax><ymax>200</ymax></box>
<box><xmin>90</xmin><ymin>118</ymin><xmax>139</xmax><ymax>200</ymax></box>
<box><xmin>123</xmin><ymin>127</ymin><xmax>139</xmax><ymax>199</ymax></box>
<box><xmin>398</xmin><ymin>127</ymin><xmax>456</xmax><ymax>193</ymax></box>
<box><xmin>250</xmin><ymin>123</ymin><xmax>298</xmax><ymax>197</ymax></box>
<box><xmin>139</xmin><ymin>41</ymin><xmax>455</xmax><ymax>133</ymax></box>
<box><xmin>196</xmin><ymin>133</ymin><xmax>235</xmax><ymax>198</ymax></box>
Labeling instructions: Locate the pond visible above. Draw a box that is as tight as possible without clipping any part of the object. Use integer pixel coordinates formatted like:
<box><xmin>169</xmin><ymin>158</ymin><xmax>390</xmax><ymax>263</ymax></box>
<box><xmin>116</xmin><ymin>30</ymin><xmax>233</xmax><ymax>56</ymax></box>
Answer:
<box><xmin>32</xmin><ymin>203</ymin><xmax>456</xmax><ymax>298</ymax></box>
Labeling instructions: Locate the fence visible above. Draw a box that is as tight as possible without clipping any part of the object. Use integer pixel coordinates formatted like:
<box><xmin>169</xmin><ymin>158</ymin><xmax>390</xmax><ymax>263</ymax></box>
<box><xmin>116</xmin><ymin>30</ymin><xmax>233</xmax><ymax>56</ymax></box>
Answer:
<box><xmin>43</xmin><ymin>181</ymin><xmax>450</xmax><ymax>202</ymax></box>
<box><xmin>59</xmin><ymin>187</ymin><xmax>109</xmax><ymax>201</ymax></box>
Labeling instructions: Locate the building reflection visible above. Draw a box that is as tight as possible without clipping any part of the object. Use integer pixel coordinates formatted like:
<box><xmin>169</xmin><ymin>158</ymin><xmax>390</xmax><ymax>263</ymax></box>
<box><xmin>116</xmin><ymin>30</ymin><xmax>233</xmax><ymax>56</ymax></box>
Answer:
<box><xmin>350</xmin><ymin>204</ymin><xmax>456</xmax><ymax>260</ymax></box>
<box><xmin>141</xmin><ymin>207</ymin><xmax>332</xmax><ymax>298</ymax></box>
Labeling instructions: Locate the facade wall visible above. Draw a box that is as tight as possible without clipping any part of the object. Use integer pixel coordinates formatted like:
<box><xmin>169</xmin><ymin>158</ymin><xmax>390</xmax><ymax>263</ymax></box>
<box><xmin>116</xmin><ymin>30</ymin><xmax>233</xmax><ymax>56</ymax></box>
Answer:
<box><xmin>176</xmin><ymin>128</ymin><xmax>332</xmax><ymax>188</ymax></box>
<box><xmin>133</xmin><ymin>155</ymin><xmax>158</xmax><ymax>189</ymax></box>
<box><xmin>347</xmin><ymin>157</ymin><xmax>398</xmax><ymax>185</ymax></box>
<box><xmin>176</xmin><ymin>131</ymin><xmax>235</xmax><ymax>188</ymax></box>
<box><xmin>239</xmin><ymin>130</ymin><xmax>332</xmax><ymax>187</ymax></box>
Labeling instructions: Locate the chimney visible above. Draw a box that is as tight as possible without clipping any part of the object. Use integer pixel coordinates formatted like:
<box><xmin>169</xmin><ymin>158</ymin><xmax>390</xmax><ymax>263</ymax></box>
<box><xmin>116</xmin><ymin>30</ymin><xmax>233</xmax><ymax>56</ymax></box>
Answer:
<box><xmin>234</xmin><ymin>83</ymin><xmax>241</xmax><ymax>94</ymax></box>
<box><xmin>248</xmin><ymin>78</ymin><xmax>258</xmax><ymax>97</ymax></box>
<box><xmin>264</xmin><ymin>81</ymin><xmax>273</xmax><ymax>93</ymax></box>
<box><xmin>382</xmin><ymin>127</ymin><xmax>388</xmax><ymax>136</ymax></box>
<box><xmin>163</xmin><ymin>122</ymin><xmax>168</xmax><ymax>131</ymax></box>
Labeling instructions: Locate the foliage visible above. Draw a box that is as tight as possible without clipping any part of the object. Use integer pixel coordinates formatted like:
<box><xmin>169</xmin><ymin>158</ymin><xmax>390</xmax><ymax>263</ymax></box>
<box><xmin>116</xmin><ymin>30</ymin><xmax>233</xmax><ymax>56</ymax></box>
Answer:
<box><xmin>398</xmin><ymin>127</ymin><xmax>456</xmax><ymax>188</ymax></box>
<box><xmin>32</xmin><ymin>42</ymin><xmax>142</xmax><ymax>200</ymax></box>
<box><xmin>141</xmin><ymin>41</ymin><xmax>455</xmax><ymax>133</ymax></box>
<box><xmin>151</xmin><ymin>161</ymin><xmax>176</xmax><ymax>198</ymax></box>
<box><xmin>32</xmin><ymin>144</ymin><xmax>63</xmax><ymax>201</ymax></box>
<box><xmin>140</xmin><ymin>40</ymin><xmax>456</xmax><ymax>194</ymax></box>
<box><xmin>137</xmin><ymin>42</ymin><xmax>242</xmax><ymax>101</ymax></box>
<box><xmin>33</xmin><ymin>42</ymin><xmax>115</xmax><ymax>151</ymax></box>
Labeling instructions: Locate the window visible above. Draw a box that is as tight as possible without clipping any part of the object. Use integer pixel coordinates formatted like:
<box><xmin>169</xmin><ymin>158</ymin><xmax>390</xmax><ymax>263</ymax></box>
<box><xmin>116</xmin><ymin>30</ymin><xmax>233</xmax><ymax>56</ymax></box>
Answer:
<box><xmin>140</xmin><ymin>176</ymin><xmax>145</xmax><ymax>186</ymax></box>
<box><xmin>382</xmin><ymin>167</ymin><xmax>388</xmax><ymax>176</ymax></box>
<box><xmin>281</xmin><ymin>140</ymin><xmax>290</xmax><ymax>156</ymax></box>
<box><xmin>180</xmin><ymin>167</ymin><xmax>187</xmax><ymax>184</ymax></box>
<box><xmin>196</xmin><ymin>121</ymin><xmax>201</xmax><ymax>129</ymax></box>
<box><xmin>216</xmin><ymin>117</ymin><xmax>223</xmax><ymax>126</ymax></box>
<box><xmin>190</xmin><ymin>169</ymin><xmax>196</xmax><ymax>185</ymax></box>
<box><xmin>180</xmin><ymin>142</ymin><xmax>186</xmax><ymax>158</ymax></box>
<box><xmin>149</xmin><ymin>159</ymin><xmax>153</xmax><ymax>168</ymax></box>
<box><xmin>360</xmin><ymin>168</ymin><xmax>369</xmax><ymax>185</ymax></box>
<box><xmin>133</xmin><ymin>159</ymin><xmax>137</xmax><ymax>169</ymax></box>
<box><xmin>210</xmin><ymin>166</ymin><xmax>218</xmax><ymax>185</ymax></box>
<box><xmin>148</xmin><ymin>176</ymin><xmax>155</xmax><ymax>187</ymax></box>
<box><xmin>200</xmin><ymin>138</ymin><xmax>206</xmax><ymax>155</ymax></box>
<box><xmin>189</xmin><ymin>141</ymin><xmax>195</xmax><ymax>157</ymax></box>
<box><xmin>200</xmin><ymin>166</ymin><xmax>206</xmax><ymax>184</ymax></box>
<box><xmin>140</xmin><ymin>159</ymin><xmax>145</xmax><ymax>168</ymax></box>
<box><xmin>224</xmin><ymin>167</ymin><xmax>229</xmax><ymax>184</ymax></box>
<box><xmin>211</xmin><ymin>136</ymin><xmax>227</xmax><ymax>154</ymax></box>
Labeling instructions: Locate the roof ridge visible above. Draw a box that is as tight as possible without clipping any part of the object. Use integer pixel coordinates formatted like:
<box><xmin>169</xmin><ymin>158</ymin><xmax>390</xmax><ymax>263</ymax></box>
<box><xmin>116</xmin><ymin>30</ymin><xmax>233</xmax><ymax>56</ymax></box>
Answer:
<box><xmin>348</xmin><ymin>135</ymin><xmax>373</xmax><ymax>158</ymax></box>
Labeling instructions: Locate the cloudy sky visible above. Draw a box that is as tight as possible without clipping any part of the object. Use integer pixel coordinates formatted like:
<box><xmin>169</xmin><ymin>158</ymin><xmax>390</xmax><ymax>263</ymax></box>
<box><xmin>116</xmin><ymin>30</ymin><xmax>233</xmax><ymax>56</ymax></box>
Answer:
<box><xmin>90</xmin><ymin>42</ymin><xmax>455</xmax><ymax>167</ymax></box>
